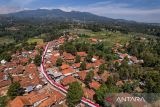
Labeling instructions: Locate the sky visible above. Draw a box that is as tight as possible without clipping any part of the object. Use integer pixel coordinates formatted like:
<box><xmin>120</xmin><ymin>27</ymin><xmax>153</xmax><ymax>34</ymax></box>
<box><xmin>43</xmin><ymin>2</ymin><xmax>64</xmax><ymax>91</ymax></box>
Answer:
<box><xmin>0</xmin><ymin>0</ymin><xmax>160</xmax><ymax>23</ymax></box>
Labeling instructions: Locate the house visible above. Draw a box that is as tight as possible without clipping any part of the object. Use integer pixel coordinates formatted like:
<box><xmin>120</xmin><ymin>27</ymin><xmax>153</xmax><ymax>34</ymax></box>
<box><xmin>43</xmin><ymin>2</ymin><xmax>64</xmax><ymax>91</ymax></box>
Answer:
<box><xmin>100</xmin><ymin>72</ymin><xmax>110</xmax><ymax>82</ymax></box>
<box><xmin>89</xmin><ymin>81</ymin><xmax>101</xmax><ymax>90</ymax></box>
<box><xmin>60</xmin><ymin>63</ymin><xmax>70</xmax><ymax>70</ymax></box>
<box><xmin>63</xmin><ymin>52</ymin><xmax>75</xmax><ymax>63</ymax></box>
<box><xmin>89</xmin><ymin>38</ymin><xmax>98</xmax><ymax>43</ymax></box>
<box><xmin>76</xmin><ymin>52</ymin><xmax>87</xmax><ymax>57</ymax></box>
<box><xmin>61</xmin><ymin>76</ymin><xmax>77</xmax><ymax>86</ymax></box>
<box><xmin>86</xmin><ymin>63</ymin><xmax>94</xmax><ymax>70</ymax></box>
<box><xmin>61</xmin><ymin>68</ymin><xmax>75</xmax><ymax>76</ymax></box>
<box><xmin>130</xmin><ymin>56</ymin><xmax>139</xmax><ymax>63</ymax></box>
<box><xmin>91</xmin><ymin>56</ymin><xmax>99</xmax><ymax>62</ymax></box>
<box><xmin>0</xmin><ymin>72</ymin><xmax>11</xmax><ymax>88</ymax></box>
<box><xmin>77</xmin><ymin>71</ymin><xmax>87</xmax><ymax>81</ymax></box>
<box><xmin>1</xmin><ymin>60</ymin><xmax>7</xmax><ymax>65</ymax></box>
<box><xmin>119</xmin><ymin>54</ymin><xmax>129</xmax><ymax>59</ymax></box>
<box><xmin>10</xmin><ymin>91</ymin><xmax>54</xmax><ymax>107</ymax></box>
<box><xmin>72</xmin><ymin>63</ymin><xmax>81</xmax><ymax>69</ymax></box>
<box><xmin>38</xmin><ymin>90</ymin><xmax>65</xmax><ymax>107</ymax></box>
<box><xmin>83</xmin><ymin>88</ymin><xmax>95</xmax><ymax>100</ymax></box>
<box><xmin>0</xmin><ymin>80</ymin><xmax>11</xmax><ymax>88</ymax></box>
<box><xmin>116</xmin><ymin>81</ymin><xmax>124</xmax><ymax>87</ymax></box>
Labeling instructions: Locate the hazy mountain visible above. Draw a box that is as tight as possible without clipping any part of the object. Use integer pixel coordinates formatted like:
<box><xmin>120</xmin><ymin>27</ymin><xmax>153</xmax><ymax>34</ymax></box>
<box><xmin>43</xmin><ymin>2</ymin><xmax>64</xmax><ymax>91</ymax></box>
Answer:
<box><xmin>1</xmin><ymin>9</ymin><xmax>132</xmax><ymax>24</ymax></box>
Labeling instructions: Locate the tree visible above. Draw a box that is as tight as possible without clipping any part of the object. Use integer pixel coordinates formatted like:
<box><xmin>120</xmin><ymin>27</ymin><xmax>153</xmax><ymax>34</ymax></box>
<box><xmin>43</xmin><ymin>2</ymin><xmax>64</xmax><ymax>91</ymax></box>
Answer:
<box><xmin>122</xmin><ymin>82</ymin><xmax>133</xmax><ymax>93</ymax></box>
<box><xmin>65</xmin><ymin>44</ymin><xmax>77</xmax><ymax>55</ymax></box>
<box><xmin>98</xmin><ymin>64</ymin><xmax>106</xmax><ymax>74</ymax></box>
<box><xmin>75</xmin><ymin>55</ymin><xmax>81</xmax><ymax>63</ymax></box>
<box><xmin>7</xmin><ymin>82</ymin><xmax>22</xmax><ymax>99</ymax></box>
<box><xmin>66</xmin><ymin>82</ymin><xmax>83</xmax><ymax>107</ymax></box>
<box><xmin>80</xmin><ymin>61</ymin><xmax>86</xmax><ymax>70</ymax></box>
<box><xmin>144</xmin><ymin>71</ymin><xmax>160</xmax><ymax>93</ymax></box>
<box><xmin>106</xmin><ymin>76</ymin><xmax>115</xmax><ymax>86</ymax></box>
<box><xmin>56</xmin><ymin>58</ymin><xmax>63</xmax><ymax>66</ymax></box>
<box><xmin>0</xmin><ymin>52</ymin><xmax>12</xmax><ymax>62</ymax></box>
<box><xmin>85</xmin><ymin>70</ymin><xmax>94</xmax><ymax>84</ymax></box>
<box><xmin>94</xmin><ymin>84</ymin><xmax>108</xmax><ymax>106</ymax></box>
<box><xmin>86</xmin><ymin>50</ymin><xmax>93</xmax><ymax>62</ymax></box>
<box><xmin>0</xmin><ymin>96</ymin><xmax>7</xmax><ymax>107</ymax></box>
<box><xmin>34</xmin><ymin>54</ymin><xmax>41</xmax><ymax>66</ymax></box>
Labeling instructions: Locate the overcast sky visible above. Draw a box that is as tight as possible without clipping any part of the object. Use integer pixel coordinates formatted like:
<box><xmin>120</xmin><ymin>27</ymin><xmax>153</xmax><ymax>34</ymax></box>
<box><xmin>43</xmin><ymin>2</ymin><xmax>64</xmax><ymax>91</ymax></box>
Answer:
<box><xmin>0</xmin><ymin>0</ymin><xmax>160</xmax><ymax>23</ymax></box>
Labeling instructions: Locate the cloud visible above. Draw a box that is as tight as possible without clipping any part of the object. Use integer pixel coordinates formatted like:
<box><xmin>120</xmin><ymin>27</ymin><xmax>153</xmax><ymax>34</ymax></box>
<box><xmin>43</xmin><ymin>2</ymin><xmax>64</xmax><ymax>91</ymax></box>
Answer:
<box><xmin>11</xmin><ymin>0</ymin><xmax>36</xmax><ymax>6</ymax></box>
<box><xmin>0</xmin><ymin>6</ymin><xmax>22</xmax><ymax>14</ymax></box>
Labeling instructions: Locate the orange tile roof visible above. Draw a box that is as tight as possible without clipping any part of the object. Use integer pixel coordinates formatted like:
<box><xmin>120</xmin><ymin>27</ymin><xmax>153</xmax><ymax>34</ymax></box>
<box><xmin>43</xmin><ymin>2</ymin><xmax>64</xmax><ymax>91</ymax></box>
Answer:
<box><xmin>77</xmin><ymin>71</ymin><xmax>87</xmax><ymax>81</ymax></box>
<box><xmin>72</xmin><ymin>63</ymin><xmax>81</xmax><ymax>68</ymax></box>
<box><xmin>60</xmin><ymin>63</ymin><xmax>70</xmax><ymax>70</ymax></box>
<box><xmin>119</xmin><ymin>54</ymin><xmax>128</xmax><ymax>59</ymax></box>
<box><xmin>63</xmin><ymin>52</ymin><xmax>75</xmax><ymax>60</ymax></box>
<box><xmin>38</xmin><ymin>90</ymin><xmax>65</xmax><ymax>107</ymax></box>
<box><xmin>89</xmin><ymin>81</ymin><xmax>101</xmax><ymax>90</ymax></box>
<box><xmin>100</xmin><ymin>72</ymin><xmax>110</xmax><ymax>82</ymax></box>
<box><xmin>86</xmin><ymin>63</ymin><xmax>94</xmax><ymax>69</ymax></box>
<box><xmin>76</xmin><ymin>52</ymin><xmax>87</xmax><ymax>57</ymax></box>
<box><xmin>0</xmin><ymin>80</ymin><xmax>11</xmax><ymax>88</ymax></box>
<box><xmin>116</xmin><ymin>81</ymin><xmax>124</xmax><ymax>87</ymax></box>
<box><xmin>61</xmin><ymin>76</ymin><xmax>77</xmax><ymax>86</ymax></box>
<box><xmin>10</xmin><ymin>96</ymin><xmax>31</xmax><ymax>107</ymax></box>
<box><xmin>0</xmin><ymin>72</ymin><xmax>4</xmax><ymax>80</ymax></box>
<box><xmin>89</xmin><ymin>38</ymin><xmax>97</xmax><ymax>42</ymax></box>
<box><xmin>61</xmin><ymin>68</ymin><xmax>75</xmax><ymax>75</ymax></box>
<box><xmin>27</xmin><ymin>92</ymin><xmax>49</xmax><ymax>104</ymax></box>
<box><xmin>83</xmin><ymin>88</ymin><xmax>95</xmax><ymax>100</ymax></box>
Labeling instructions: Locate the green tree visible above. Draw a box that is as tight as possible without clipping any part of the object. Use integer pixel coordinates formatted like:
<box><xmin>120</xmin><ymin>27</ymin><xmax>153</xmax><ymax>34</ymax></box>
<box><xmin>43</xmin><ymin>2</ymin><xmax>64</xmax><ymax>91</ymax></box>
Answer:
<box><xmin>94</xmin><ymin>84</ymin><xmax>108</xmax><ymax>106</ymax></box>
<box><xmin>56</xmin><ymin>58</ymin><xmax>63</xmax><ymax>66</ymax></box>
<box><xmin>80</xmin><ymin>61</ymin><xmax>86</xmax><ymax>70</ymax></box>
<box><xmin>75</xmin><ymin>55</ymin><xmax>81</xmax><ymax>63</ymax></box>
<box><xmin>85</xmin><ymin>70</ymin><xmax>94</xmax><ymax>84</ymax></box>
<box><xmin>98</xmin><ymin>64</ymin><xmax>106</xmax><ymax>74</ymax></box>
<box><xmin>122</xmin><ymin>82</ymin><xmax>133</xmax><ymax>93</ymax></box>
<box><xmin>66</xmin><ymin>82</ymin><xmax>83</xmax><ymax>107</ymax></box>
<box><xmin>0</xmin><ymin>96</ymin><xmax>7</xmax><ymax>107</ymax></box>
<box><xmin>0</xmin><ymin>52</ymin><xmax>12</xmax><ymax>62</ymax></box>
<box><xmin>86</xmin><ymin>50</ymin><xmax>93</xmax><ymax>62</ymax></box>
<box><xmin>7</xmin><ymin>82</ymin><xmax>21</xmax><ymax>99</ymax></box>
<box><xmin>34</xmin><ymin>54</ymin><xmax>41</xmax><ymax>66</ymax></box>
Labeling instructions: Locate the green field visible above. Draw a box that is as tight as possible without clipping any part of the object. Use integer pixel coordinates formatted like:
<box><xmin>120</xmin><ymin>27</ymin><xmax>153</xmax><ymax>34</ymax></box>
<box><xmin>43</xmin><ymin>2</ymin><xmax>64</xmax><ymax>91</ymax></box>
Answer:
<box><xmin>27</xmin><ymin>38</ymin><xmax>44</xmax><ymax>45</ymax></box>
<box><xmin>68</xmin><ymin>29</ymin><xmax>131</xmax><ymax>47</ymax></box>
<box><xmin>0</xmin><ymin>37</ymin><xmax>14</xmax><ymax>45</ymax></box>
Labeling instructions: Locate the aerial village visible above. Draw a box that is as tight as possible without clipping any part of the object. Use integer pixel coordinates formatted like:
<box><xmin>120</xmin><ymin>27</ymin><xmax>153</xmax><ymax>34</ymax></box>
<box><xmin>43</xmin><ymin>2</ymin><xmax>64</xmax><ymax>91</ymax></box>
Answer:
<box><xmin>0</xmin><ymin>34</ymin><xmax>144</xmax><ymax>107</ymax></box>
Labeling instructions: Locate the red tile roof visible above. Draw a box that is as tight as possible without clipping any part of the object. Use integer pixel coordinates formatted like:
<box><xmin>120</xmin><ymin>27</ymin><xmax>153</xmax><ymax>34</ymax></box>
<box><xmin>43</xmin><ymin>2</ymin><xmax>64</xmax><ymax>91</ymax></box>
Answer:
<box><xmin>89</xmin><ymin>38</ymin><xmax>98</xmax><ymax>42</ymax></box>
<box><xmin>0</xmin><ymin>80</ymin><xmax>11</xmax><ymax>88</ymax></box>
<box><xmin>119</xmin><ymin>54</ymin><xmax>128</xmax><ymax>59</ymax></box>
<box><xmin>86</xmin><ymin>63</ymin><xmax>94</xmax><ymax>69</ymax></box>
<box><xmin>83</xmin><ymin>88</ymin><xmax>95</xmax><ymax>100</ymax></box>
<box><xmin>77</xmin><ymin>71</ymin><xmax>87</xmax><ymax>81</ymax></box>
<box><xmin>61</xmin><ymin>68</ymin><xmax>75</xmax><ymax>75</ymax></box>
<box><xmin>76</xmin><ymin>52</ymin><xmax>87</xmax><ymax>57</ymax></box>
<box><xmin>61</xmin><ymin>76</ymin><xmax>77</xmax><ymax>86</ymax></box>
<box><xmin>38</xmin><ymin>90</ymin><xmax>65</xmax><ymax>107</ymax></box>
<box><xmin>72</xmin><ymin>63</ymin><xmax>81</xmax><ymax>68</ymax></box>
<box><xmin>60</xmin><ymin>63</ymin><xmax>70</xmax><ymax>70</ymax></box>
<box><xmin>63</xmin><ymin>52</ymin><xmax>75</xmax><ymax>60</ymax></box>
<box><xmin>89</xmin><ymin>81</ymin><xmax>101</xmax><ymax>90</ymax></box>
<box><xmin>10</xmin><ymin>96</ymin><xmax>31</xmax><ymax>107</ymax></box>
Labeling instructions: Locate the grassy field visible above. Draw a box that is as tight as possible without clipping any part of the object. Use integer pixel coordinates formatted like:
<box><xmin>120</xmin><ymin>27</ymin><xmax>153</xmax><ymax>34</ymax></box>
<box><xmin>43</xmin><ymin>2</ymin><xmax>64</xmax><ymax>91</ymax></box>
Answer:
<box><xmin>0</xmin><ymin>37</ymin><xmax>14</xmax><ymax>45</ymax></box>
<box><xmin>68</xmin><ymin>29</ymin><xmax>131</xmax><ymax>47</ymax></box>
<box><xmin>27</xmin><ymin>38</ymin><xmax>44</xmax><ymax>45</ymax></box>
